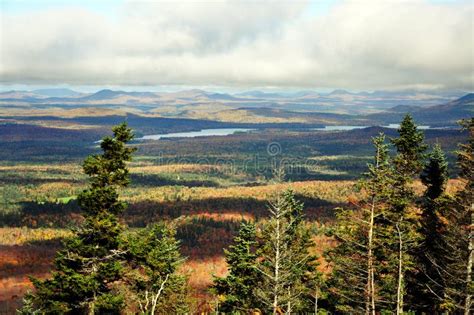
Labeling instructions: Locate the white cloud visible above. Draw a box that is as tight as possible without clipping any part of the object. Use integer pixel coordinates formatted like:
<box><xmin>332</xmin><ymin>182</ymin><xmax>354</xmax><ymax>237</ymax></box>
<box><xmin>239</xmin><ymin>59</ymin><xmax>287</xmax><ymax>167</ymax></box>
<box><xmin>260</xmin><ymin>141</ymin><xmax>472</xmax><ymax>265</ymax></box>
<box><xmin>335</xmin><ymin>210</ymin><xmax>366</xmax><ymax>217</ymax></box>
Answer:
<box><xmin>0</xmin><ymin>0</ymin><xmax>472</xmax><ymax>90</ymax></box>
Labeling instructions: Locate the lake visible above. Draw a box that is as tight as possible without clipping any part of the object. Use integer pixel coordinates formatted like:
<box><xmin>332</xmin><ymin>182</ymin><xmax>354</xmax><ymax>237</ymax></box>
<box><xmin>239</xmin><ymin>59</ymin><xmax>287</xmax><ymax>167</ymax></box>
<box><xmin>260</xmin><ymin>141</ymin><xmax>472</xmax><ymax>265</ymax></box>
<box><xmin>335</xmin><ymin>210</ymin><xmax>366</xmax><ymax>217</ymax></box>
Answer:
<box><xmin>138</xmin><ymin>124</ymin><xmax>449</xmax><ymax>140</ymax></box>
<box><xmin>138</xmin><ymin>128</ymin><xmax>255</xmax><ymax>140</ymax></box>
<box><xmin>313</xmin><ymin>125</ymin><xmax>369</xmax><ymax>131</ymax></box>
<box><xmin>313</xmin><ymin>124</ymin><xmax>435</xmax><ymax>131</ymax></box>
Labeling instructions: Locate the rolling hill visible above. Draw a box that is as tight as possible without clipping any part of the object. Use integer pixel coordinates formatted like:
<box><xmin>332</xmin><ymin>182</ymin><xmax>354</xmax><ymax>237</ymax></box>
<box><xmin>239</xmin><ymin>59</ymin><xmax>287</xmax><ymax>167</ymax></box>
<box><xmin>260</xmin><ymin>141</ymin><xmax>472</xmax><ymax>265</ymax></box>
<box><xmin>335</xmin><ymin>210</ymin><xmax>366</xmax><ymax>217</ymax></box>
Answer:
<box><xmin>0</xmin><ymin>88</ymin><xmax>471</xmax><ymax>127</ymax></box>
<box><xmin>368</xmin><ymin>93</ymin><xmax>474</xmax><ymax>126</ymax></box>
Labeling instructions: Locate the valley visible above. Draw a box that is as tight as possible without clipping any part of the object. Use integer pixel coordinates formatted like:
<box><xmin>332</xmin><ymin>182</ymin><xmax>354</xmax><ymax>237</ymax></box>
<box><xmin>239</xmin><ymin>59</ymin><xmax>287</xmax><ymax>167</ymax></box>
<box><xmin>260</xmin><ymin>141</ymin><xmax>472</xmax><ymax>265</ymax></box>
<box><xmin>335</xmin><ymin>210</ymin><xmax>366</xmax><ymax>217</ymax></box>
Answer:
<box><xmin>0</xmin><ymin>88</ymin><xmax>472</xmax><ymax>313</ymax></box>
<box><xmin>2</xmin><ymin>0</ymin><xmax>473</xmax><ymax>312</ymax></box>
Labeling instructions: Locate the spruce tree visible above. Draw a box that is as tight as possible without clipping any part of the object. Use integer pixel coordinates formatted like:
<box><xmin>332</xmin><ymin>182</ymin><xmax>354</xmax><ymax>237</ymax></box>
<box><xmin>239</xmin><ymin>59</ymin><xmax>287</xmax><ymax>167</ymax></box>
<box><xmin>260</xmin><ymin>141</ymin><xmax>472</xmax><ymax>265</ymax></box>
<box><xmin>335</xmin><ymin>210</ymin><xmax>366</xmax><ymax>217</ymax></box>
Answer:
<box><xmin>415</xmin><ymin>144</ymin><xmax>449</xmax><ymax>312</ymax></box>
<box><xmin>435</xmin><ymin>118</ymin><xmax>473</xmax><ymax>314</ymax></box>
<box><xmin>421</xmin><ymin>144</ymin><xmax>449</xmax><ymax>201</ymax></box>
<box><xmin>326</xmin><ymin>134</ymin><xmax>393</xmax><ymax>314</ymax></box>
<box><xmin>282</xmin><ymin>190</ymin><xmax>322</xmax><ymax>313</ymax></box>
<box><xmin>255</xmin><ymin>190</ymin><xmax>318</xmax><ymax>314</ymax></box>
<box><xmin>391</xmin><ymin>114</ymin><xmax>428</xmax><ymax>178</ymax></box>
<box><xmin>122</xmin><ymin>222</ymin><xmax>188</xmax><ymax>314</ymax></box>
<box><xmin>381</xmin><ymin>115</ymin><xmax>426</xmax><ymax>314</ymax></box>
<box><xmin>22</xmin><ymin>123</ymin><xmax>135</xmax><ymax>314</ymax></box>
<box><xmin>212</xmin><ymin>222</ymin><xmax>262</xmax><ymax>313</ymax></box>
<box><xmin>456</xmin><ymin>118</ymin><xmax>474</xmax><ymax>315</ymax></box>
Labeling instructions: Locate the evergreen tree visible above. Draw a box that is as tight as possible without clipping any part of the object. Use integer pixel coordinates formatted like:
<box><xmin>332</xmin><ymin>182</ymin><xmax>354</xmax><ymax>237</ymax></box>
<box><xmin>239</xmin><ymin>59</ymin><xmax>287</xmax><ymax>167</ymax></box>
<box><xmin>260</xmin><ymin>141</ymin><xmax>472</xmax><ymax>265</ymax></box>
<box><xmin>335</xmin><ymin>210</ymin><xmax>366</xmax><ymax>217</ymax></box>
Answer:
<box><xmin>414</xmin><ymin>144</ymin><xmax>449</xmax><ymax>312</ymax></box>
<box><xmin>212</xmin><ymin>222</ymin><xmax>262</xmax><ymax>313</ymax></box>
<box><xmin>436</xmin><ymin>118</ymin><xmax>473</xmax><ymax>314</ymax></box>
<box><xmin>122</xmin><ymin>222</ymin><xmax>188</xmax><ymax>314</ymax></box>
<box><xmin>307</xmin><ymin>269</ymin><xmax>327</xmax><ymax>315</ymax></box>
<box><xmin>421</xmin><ymin>144</ymin><xmax>449</xmax><ymax>201</ymax></box>
<box><xmin>391</xmin><ymin>114</ymin><xmax>428</xmax><ymax>179</ymax></box>
<box><xmin>456</xmin><ymin>118</ymin><xmax>474</xmax><ymax>315</ymax></box>
<box><xmin>326</xmin><ymin>134</ymin><xmax>393</xmax><ymax>314</ymax></box>
<box><xmin>381</xmin><ymin>115</ymin><xmax>426</xmax><ymax>314</ymax></box>
<box><xmin>22</xmin><ymin>123</ymin><xmax>135</xmax><ymax>314</ymax></box>
<box><xmin>282</xmin><ymin>190</ymin><xmax>322</xmax><ymax>313</ymax></box>
<box><xmin>377</xmin><ymin>202</ymin><xmax>421</xmax><ymax>314</ymax></box>
<box><xmin>255</xmin><ymin>190</ymin><xmax>318</xmax><ymax>314</ymax></box>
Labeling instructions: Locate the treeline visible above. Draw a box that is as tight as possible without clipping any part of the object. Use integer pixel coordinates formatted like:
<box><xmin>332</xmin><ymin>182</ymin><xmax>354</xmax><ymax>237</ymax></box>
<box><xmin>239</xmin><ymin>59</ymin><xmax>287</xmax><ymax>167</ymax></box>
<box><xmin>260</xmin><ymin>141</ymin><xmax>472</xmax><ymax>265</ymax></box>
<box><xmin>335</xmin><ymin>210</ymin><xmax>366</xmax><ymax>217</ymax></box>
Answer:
<box><xmin>325</xmin><ymin>116</ymin><xmax>473</xmax><ymax>314</ymax></box>
<box><xmin>19</xmin><ymin>117</ymin><xmax>473</xmax><ymax>314</ymax></box>
<box><xmin>19</xmin><ymin>123</ymin><xmax>190</xmax><ymax>313</ymax></box>
<box><xmin>212</xmin><ymin>116</ymin><xmax>473</xmax><ymax>314</ymax></box>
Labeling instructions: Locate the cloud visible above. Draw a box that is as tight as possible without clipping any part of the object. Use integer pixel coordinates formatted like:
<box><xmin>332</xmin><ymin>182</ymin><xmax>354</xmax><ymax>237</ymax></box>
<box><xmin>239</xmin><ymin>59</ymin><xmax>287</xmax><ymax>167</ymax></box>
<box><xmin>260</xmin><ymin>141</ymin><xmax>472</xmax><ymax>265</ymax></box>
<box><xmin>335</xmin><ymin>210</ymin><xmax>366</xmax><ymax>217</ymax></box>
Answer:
<box><xmin>0</xmin><ymin>0</ymin><xmax>472</xmax><ymax>90</ymax></box>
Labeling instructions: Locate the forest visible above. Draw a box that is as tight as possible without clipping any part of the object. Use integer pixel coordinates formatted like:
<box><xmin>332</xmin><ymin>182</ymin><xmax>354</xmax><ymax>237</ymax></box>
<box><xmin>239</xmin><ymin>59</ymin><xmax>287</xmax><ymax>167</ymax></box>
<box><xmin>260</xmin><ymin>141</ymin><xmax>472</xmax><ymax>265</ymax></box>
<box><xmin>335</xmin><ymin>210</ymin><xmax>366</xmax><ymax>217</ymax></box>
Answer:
<box><xmin>2</xmin><ymin>0</ymin><xmax>472</xmax><ymax>312</ymax></box>
<box><xmin>0</xmin><ymin>115</ymin><xmax>470</xmax><ymax>314</ymax></box>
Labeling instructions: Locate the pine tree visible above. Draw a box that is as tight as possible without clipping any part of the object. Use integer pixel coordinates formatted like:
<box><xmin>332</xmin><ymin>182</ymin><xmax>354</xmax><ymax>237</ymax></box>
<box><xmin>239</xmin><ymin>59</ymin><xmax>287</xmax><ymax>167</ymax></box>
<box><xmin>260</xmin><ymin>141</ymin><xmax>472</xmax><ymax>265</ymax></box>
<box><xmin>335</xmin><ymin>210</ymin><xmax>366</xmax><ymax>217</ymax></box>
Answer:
<box><xmin>255</xmin><ymin>190</ymin><xmax>318</xmax><ymax>314</ymax></box>
<box><xmin>122</xmin><ymin>222</ymin><xmax>188</xmax><ymax>314</ymax></box>
<box><xmin>22</xmin><ymin>123</ymin><xmax>135</xmax><ymax>314</ymax></box>
<box><xmin>326</xmin><ymin>134</ymin><xmax>393</xmax><ymax>314</ymax></box>
<box><xmin>414</xmin><ymin>143</ymin><xmax>449</xmax><ymax>312</ymax></box>
<box><xmin>212</xmin><ymin>222</ymin><xmax>262</xmax><ymax>313</ymax></box>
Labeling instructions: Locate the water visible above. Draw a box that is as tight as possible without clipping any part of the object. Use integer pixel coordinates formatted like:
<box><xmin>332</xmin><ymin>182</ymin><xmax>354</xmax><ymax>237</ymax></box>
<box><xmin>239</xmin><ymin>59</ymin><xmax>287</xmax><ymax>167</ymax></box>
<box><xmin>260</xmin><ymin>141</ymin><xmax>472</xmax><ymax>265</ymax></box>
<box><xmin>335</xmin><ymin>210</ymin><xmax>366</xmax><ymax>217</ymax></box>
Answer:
<box><xmin>139</xmin><ymin>128</ymin><xmax>254</xmax><ymax>140</ymax></box>
<box><xmin>138</xmin><ymin>124</ymin><xmax>449</xmax><ymax>140</ymax></box>
<box><xmin>313</xmin><ymin>124</ymin><xmax>436</xmax><ymax>131</ymax></box>
<box><xmin>382</xmin><ymin>124</ymin><xmax>432</xmax><ymax>130</ymax></box>
<box><xmin>313</xmin><ymin>125</ymin><xmax>369</xmax><ymax>131</ymax></box>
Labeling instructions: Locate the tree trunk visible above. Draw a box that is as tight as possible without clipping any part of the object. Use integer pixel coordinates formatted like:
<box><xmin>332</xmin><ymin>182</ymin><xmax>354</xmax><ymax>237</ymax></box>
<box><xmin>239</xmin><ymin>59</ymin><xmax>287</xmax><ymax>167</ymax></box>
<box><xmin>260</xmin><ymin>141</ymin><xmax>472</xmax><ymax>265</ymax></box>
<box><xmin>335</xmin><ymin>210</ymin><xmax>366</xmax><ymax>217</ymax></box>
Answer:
<box><xmin>366</xmin><ymin>144</ymin><xmax>380</xmax><ymax>315</ymax></box>
<box><xmin>150</xmin><ymin>274</ymin><xmax>169</xmax><ymax>315</ymax></box>
<box><xmin>464</xmin><ymin>205</ymin><xmax>473</xmax><ymax>315</ymax></box>
<box><xmin>273</xmin><ymin>214</ymin><xmax>281</xmax><ymax>315</ymax></box>
<box><xmin>314</xmin><ymin>289</ymin><xmax>319</xmax><ymax>315</ymax></box>
<box><xmin>286</xmin><ymin>287</ymin><xmax>291</xmax><ymax>314</ymax></box>
<box><xmin>396</xmin><ymin>223</ymin><xmax>404</xmax><ymax>315</ymax></box>
<box><xmin>367</xmin><ymin>198</ymin><xmax>376</xmax><ymax>315</ymax></box>
<box><xmin>88</xmin><ymin>291</ymin><xmax>96</xmax><ymax>315</ymax></box>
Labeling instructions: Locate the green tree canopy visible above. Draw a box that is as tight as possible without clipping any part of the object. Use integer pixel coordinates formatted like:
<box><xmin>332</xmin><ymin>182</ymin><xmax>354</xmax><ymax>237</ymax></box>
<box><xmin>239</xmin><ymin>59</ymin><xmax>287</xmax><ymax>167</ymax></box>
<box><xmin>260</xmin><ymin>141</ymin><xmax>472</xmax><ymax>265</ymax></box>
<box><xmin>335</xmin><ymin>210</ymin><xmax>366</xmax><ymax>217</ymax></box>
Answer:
<box><xmin>255</xmin><ymin>190</ymin><xmax>319</xmax><ymax>314</ymax></box>
<box><xmin>122</xmin><ymin>222</ymin><xmax>188</xmax><ymax>314</ymax></box>
<box><xmin>212</xmin><ymin>222</ymin><xmax>262</xmax><ymax>313</ymax></box>
<box><xmin>421</xmin><ymin>143</ymin><xmax>449</xmax><ymax>201</ymax></box>
<box><xmin>22</xmin><ymin>123</ymin><xmax>135</xmax><ymax>314</ymax></box>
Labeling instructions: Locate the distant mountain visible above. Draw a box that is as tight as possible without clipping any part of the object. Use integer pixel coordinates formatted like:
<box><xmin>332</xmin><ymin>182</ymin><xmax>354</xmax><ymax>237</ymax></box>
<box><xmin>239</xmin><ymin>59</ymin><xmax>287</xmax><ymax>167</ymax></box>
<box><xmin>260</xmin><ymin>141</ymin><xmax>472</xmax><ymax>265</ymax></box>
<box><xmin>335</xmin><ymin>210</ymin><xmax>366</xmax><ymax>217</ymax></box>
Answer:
<box><xmin>0</xmin><ymin>90</ymin><xmax>44</xmax><ymax>99</ymax></box>
<box><xmin>236</xmin><ymin>90</ymin><xmax>325</xmax><ymax>99</ymax></box>
<box><xmin>235</xmin><ymin>90</ymin><xmax>285</xmax><ymax>98</ymax></box>
<box><xmin>458</xmin><ymin>93</ymin><xmax>474</xmax><ymax>101</ymax></box>
<box><xmin>328</xmin><ymin>89</ymin><xmax>353</xmax><ymax>96</ymax></box>
<box><xmin>80</xmin><ymin>89</ymin><xmax>126</xmax><ymax>101</ymax></box>
<box><xmin>369</xmin><ymin>93</ymin><xmax>473</xmax><ymax>125</ymax></box>
<box><xmin>0</xmin><ymin>90</ymin><xmax>25</xmax><ymax>95</ymax></box>
<box><xmin>79</xmin><ymin>89</ymin><xmax>158</xmax><ymax>101</ymax></box>
<box><xmin>372</xmin><ymin>89</ymin><xmax>467</xmax><ymax>99</ymax></box>
<box><xmin>387</xmin><ymin>104</ymin><xmax>420</xmax><ymax>113</ymax></box>
<box><xmin>206</xmin><ymin>92</ymin><xmax>239</xmax><ymax>101</ymax></box>
<box><xmin>292</xmin><ymin>91</ymin><xmax>320</xmax><ymax>98</ymax></box>
<box><xmin>123</xmin><ymin>91</ymin><xmax>158</xmax><ymax>98</ymax></box>
<box><xmin>33</xmin><ymin>88</ymin><xmax>82</xmax><ymax>97</ymax></box>
<box><xmin>0</xmin><ymin>87</ymin><xmax>469</xmax><ymax>125</ymax></box>
<box><xmin>167</xmin><ymin>89</ymin><xmax>209</xmax><ymax>99</ymax></box>
<box><xmin>429</xmin><ymin>93</ymin><xmax>474</xmax><ymax>112</ymax></box>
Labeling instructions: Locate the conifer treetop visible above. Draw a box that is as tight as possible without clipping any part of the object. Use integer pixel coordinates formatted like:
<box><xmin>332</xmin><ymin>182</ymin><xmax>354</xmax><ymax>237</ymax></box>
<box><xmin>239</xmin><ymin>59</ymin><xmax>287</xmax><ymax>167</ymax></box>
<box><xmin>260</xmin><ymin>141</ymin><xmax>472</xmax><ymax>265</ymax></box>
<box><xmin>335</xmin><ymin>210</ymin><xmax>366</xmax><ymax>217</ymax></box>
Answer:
<box><xmin>391</xmin><ymin>114</ymin><xmax>428</xmax><ymax>177</ymax></box>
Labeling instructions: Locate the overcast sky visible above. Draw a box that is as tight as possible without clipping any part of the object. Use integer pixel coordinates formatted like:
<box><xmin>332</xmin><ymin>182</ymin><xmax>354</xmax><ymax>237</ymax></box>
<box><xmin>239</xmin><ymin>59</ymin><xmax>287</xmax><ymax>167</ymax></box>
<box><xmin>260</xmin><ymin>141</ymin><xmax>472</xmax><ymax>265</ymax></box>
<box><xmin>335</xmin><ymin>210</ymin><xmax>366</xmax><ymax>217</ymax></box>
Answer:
<box><xmin>0</xmin><ymin>0</ymin><xmax>473</xmax><ymax>91</ymax></box>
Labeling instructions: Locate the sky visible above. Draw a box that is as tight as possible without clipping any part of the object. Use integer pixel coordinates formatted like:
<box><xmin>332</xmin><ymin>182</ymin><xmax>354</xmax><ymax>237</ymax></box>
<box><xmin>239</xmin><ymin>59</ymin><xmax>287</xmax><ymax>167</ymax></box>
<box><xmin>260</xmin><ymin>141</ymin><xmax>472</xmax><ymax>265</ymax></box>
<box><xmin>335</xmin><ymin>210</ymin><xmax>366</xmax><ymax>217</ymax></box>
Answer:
<box><xmin>0</xmin><ymin>0</ymin><xmax>473</xmax><ymax>92</ymax></box>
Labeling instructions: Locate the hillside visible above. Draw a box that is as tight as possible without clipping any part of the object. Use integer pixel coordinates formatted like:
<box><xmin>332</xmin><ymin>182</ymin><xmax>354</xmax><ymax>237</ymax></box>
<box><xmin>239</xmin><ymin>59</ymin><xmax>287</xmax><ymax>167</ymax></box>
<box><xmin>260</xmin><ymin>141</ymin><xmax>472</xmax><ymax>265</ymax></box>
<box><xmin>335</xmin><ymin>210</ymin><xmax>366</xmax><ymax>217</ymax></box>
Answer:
<box><xmin>0</xmin><ymin>88</ymin><xmax>466</xmax><ymax>119</ymax></box>
<box><xmin>368</xmin><ymin>93</ymin><xmax>473</xmax><ymax>125</ymax></box>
